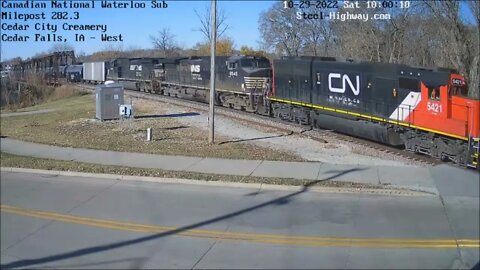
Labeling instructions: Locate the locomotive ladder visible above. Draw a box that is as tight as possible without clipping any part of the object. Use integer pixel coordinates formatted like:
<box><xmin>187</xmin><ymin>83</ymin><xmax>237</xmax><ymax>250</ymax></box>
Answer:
<box><xmin>467</xmin><ymin>137</ymin><xmax>479</xmax><ymax>169</ymax></box>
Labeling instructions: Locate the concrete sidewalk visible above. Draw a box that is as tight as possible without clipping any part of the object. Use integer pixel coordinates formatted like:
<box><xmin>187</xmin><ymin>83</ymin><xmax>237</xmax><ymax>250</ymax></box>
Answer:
<box><xmin>0</xmin><ymin>137</ymin><xmax>442</xmax><ymax>193</ymax></box>
<box><xmin>0</xmin><ymin>109</ymin><xmax>58</xmax><ymax>118</ymax></box>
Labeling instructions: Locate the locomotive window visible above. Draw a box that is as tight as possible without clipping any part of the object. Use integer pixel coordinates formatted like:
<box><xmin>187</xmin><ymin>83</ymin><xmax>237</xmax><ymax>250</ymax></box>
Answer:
<box><xmin>316</xmin><ymin>73</ymin><xmax>321</xmax><ymax>84</ymax></box>
<box><xmin>449</xmin><ymin>86</ymin><xmax>469</xmax><ymax>98</ymax></box>
<box><xmin>257</xmin><ymin>59</ymin><xmax>270</xmax><ymax>68</ymax></box>
<box><xmin>428</xmin><ymin>87</ymin><xmax>440</xmax><ymax>101</ymax></box>
<box><xmin>399</xmin><ymin>77</ymin><xmax>419</xmax><ymax>91</ymax></box>
<box><xmin>241</xmin><ymin>58</ymin><xmax>255</xmax><ymax>68</ymax></box>
<box><xmin>227</xmin><ymin>62</ymin><xmax>237</xmax><ymax>70</ymax></box>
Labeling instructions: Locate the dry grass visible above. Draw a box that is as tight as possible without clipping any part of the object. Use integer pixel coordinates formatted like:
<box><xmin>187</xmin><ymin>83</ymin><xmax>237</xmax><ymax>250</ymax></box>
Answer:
<box><xmin>0</xmin><ymin>152</ymin><xmax>382</xmax><ymax>189</ymax></box>
<box><xmin>48</xmin><ymin>85</ymin><xmax>88</xmax><ymax>101</ymax></box>
<box><xmin>1</xmin><ymin>78</ymin><xmax>88</xmax><ymax>111</ymax></box>
<box><xmin>1</xmin><ymin>94</ymin><xmax>303</xmax><ymax>161</ymax></box>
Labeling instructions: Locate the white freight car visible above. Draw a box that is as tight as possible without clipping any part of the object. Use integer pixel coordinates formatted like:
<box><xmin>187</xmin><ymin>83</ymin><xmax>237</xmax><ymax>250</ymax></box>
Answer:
<box><xmin>83</xmin><ymin>61</ymin><xmax>106</xmax><ymax>83</ymax></box>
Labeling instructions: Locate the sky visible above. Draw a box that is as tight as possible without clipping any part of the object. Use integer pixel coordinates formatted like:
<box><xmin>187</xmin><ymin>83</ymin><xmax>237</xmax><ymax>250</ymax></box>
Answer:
<box><xmin>0</xmin><ymin>0</ymin><xmax>477</xmax><ymax>61</ymax></box>
<box><xmin>0</xmin><ymin>0</ymin><xmax>273</xmax><ymax>60</ymax></box>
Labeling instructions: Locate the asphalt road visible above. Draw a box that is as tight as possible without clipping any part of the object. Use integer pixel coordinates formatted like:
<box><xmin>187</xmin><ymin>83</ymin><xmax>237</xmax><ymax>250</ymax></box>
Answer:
<box><xmin>1</xmin><ymin>171</ymin><xmax>479</xmax><ymax>269</ymax></box>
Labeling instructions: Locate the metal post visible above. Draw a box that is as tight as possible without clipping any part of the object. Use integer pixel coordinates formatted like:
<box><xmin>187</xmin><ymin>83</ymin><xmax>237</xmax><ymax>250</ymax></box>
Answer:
<box><xmin>208</xmin><ymin>0</ymin><xmax>217</xmax><ymax>144</ymax></box>
<box><xmin>147</xmin><ymin>128</ymin><xmax>153</xmax><ymax>141</ymax></box>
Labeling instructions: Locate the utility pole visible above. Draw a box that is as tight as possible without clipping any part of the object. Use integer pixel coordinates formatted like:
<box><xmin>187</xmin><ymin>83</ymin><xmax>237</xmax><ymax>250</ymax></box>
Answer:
<box><xmin>208</xmin><ymin>0</ymin><xmax>217</xmax><ymax>144</ymax></box>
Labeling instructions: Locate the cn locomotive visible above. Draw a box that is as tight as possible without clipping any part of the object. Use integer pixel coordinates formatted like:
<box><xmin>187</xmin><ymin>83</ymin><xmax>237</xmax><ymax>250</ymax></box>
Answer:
<box><xmin>270</xmin><ymin>57</ymin><xmax>479</xmax><ymax>169</ymax></box>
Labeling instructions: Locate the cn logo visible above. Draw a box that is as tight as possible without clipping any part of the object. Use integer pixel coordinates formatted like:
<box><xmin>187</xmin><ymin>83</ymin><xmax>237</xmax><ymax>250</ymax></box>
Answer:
<box><xmin>190</xmin><ymin>65</ymin><xmax>201</xmax><ymax>73</ymax></box>
<box><xmin>328</xmin><ymin>73</ymin><xmax>360</xmax><ymax>96</ymax></box>
<box><xmin>130</xmin><ymin>65</ymin><xmax>142</xmax><ymax>71</ymax></box>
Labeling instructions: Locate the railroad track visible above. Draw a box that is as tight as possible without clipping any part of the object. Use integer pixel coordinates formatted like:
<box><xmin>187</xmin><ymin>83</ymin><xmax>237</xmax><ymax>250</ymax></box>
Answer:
<box><xmin>74</xmin><ymin>83</ymin><xmax>442</xmax><ymax>167</ymax></box>
<box><xmin>314</xmin><ymin>130</ymin><xmax>442</xmax><ymax>167</ymax></box>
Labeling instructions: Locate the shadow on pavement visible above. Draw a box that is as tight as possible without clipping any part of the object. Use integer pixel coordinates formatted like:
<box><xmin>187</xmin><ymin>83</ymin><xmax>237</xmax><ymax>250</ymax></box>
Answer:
<box><xmin>134</xmin><ymin>112</ymin><xmax>199</xmax><ymax>119</ymax></box>
<box><xmin>44</xmin><ymin>257</ymin><xmax>148</xmax><ymax>269</ymax></box>
<box><xmin>218</xmin><ymin>131</ymin><xmax>294</xmax><ymax>145</ymax></box>
<box><xmin>1</xmin><ymin>168</ymin><xmax>362</xmax><ymax>269</ymax></box>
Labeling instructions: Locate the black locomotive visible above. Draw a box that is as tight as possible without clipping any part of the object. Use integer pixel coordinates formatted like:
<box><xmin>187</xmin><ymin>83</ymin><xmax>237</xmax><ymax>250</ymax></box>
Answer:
<box><xmin>271</xmin><ymin>57</ymin><xmax>463</xmax><ymax>145</ymax></box>
<box><xmin>157</xmin><ymin>56</ymin><xmax>271</xmax><ymax>111</ymax></box>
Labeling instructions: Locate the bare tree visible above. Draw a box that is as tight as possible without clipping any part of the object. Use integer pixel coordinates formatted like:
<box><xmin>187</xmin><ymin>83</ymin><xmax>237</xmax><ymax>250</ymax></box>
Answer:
<box><xmin>193</xmin><ymin>5</ymin><xmax>230</xmax><ymax>41</ymax></box>
<box><xmin>300</xmin><ymin>6</ymin><xmax>335</xmax><ymax>56</ymax></box>
<box><xmin>258</xmin><ymin>3</ymin><xmax>303</xmax><ymax>56</ymax></box>
<box><xmin>150</xmin><ymin>27</ymin><xmax>177</xmax><ymax>57</ymax></box>
<box><xmin>423</xmin><ymin>0</ymin><xmax>479</xmax><ymax>98</ymax></box>
<box><xmin>466</xmin><ymin>0</ymin><xmax>479</xmax><ymax>98</ymax></box>
<box><xmin>90</xmin><ymin>44</ymin><xmax>124</xmax><ymax>61</ymax></box>
<box><xmin>331</xmin><ymin>5</ymin><xmax>387</xmax><ymax>62</ymax></box>
<box><xmin>1</xmin><ymin>78</ymin><xmax>15</xmax><ymax>109</ymax></box>
<box><xmin>103</xmin><ymin>43</ymin><xmax>124</xmax><ymax>52</ymax></box>
<box><xmin>49</xmin><ymin>43</ymin><xmax>74</xmax><ymax>53</ymax></box>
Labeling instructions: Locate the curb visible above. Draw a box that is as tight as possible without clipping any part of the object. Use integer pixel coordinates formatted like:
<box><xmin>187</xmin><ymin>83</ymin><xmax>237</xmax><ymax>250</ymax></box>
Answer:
<box><xmin>1</xmin><ymin>167</ymin><xmax>431</xmax><ymax>197</ymax></box>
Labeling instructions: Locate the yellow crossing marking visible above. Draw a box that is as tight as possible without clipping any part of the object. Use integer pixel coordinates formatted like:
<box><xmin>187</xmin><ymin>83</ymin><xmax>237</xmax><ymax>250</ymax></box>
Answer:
<box><xmin>1</xmin><ymin>204</ymin><xmax>479</xmax><ymax>249</ymax></box>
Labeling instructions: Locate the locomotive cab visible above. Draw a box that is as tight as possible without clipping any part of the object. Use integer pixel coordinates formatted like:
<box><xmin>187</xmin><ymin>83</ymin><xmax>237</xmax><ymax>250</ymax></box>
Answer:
<box><xmin>445</xmin><ymin>75</ymin><xmax>479</xmax><ymax>168</ymax></box>
<box><xmin>413</xmin><ymin>72</ymin><xmax>479</xmax><ymax>166</ymax></box>
<box><xmin>417</xmin><ymin>73</ymin><xmax>477</xmax><ymax>139</ymax></box>
<box><xmin>225</xmin><ymin>56</ymin><xmax>271</xmax><ymax>94</ymax></box>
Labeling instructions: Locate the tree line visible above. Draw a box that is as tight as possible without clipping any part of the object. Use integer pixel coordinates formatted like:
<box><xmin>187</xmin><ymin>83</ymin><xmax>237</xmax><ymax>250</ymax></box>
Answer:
<box><xmin>2</xmin><ymin>1</ymin><xmax>477</xmax><ymax>97</ymax></box>
<box><xmin>258</xmin><ymin>0</ymin><xmax>479</xmax><ymax>98</ymax></box>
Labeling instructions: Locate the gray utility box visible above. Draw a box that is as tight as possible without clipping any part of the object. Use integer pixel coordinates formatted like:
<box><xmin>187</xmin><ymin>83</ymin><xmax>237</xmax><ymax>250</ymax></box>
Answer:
<box><xmin>95</xmin><ymin>83</ymin><xmax>124</xmax><ymax>121</ymax></box>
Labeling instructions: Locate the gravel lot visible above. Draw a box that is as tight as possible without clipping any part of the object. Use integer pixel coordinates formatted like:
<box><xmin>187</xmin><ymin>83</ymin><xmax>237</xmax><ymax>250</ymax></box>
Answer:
<box><xmin>131</xmin><ymin>94</ymin><xmax>419</xmax><ymax>167</ymax></box>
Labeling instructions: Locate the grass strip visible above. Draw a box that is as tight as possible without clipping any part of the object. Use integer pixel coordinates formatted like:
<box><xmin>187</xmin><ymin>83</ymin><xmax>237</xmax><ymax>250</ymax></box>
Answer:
<box><xmin>1</xmin><ymin>152</ymin><xmax>386</xmax><ymax>189</ymax></box>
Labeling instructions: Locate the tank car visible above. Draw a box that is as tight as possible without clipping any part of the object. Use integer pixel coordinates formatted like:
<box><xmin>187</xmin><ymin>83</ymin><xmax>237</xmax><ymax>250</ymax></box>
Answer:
<box><xmin>65</xmin><ymin>65</ymin><xmax>83</xmax><ymax>82</ymax></box>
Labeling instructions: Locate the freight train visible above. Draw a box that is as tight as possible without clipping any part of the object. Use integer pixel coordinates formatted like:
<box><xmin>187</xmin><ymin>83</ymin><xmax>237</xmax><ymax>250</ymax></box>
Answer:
<box><xmin>3</xmin><ymin>51</ymin><xmax>78</xmax><ymax>85</ymax></box>
<box><xmin>6</xmin><ymin>54</ymin><xmax>479</xmax><ymax>169</ymax></box>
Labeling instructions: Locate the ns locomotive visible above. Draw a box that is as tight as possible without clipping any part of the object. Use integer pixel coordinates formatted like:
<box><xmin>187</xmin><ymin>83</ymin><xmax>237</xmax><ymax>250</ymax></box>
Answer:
<box><xmin>47</xmin><ymin>54</ymin><xmax>480</xmax><ymax>169</ymax></box>
<box><xmin>159</xmin><ymin>56</ymin><xmax>272</xmax><ymax>113</ymax></box>
<box><xmin>83</xmin><ymin>55</ymin><xmax>272</xmax><ymax>112</ymax></box>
